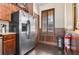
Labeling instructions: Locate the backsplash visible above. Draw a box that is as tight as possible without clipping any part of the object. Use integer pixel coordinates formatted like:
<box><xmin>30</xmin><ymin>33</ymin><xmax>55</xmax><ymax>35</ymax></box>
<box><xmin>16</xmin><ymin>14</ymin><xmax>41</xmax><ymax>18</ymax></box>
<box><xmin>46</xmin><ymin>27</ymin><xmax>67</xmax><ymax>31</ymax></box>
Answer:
<box><xmin>0</xmin><ymin>20</ymin><xmax>9</xmax><ymax>33</ymax></box>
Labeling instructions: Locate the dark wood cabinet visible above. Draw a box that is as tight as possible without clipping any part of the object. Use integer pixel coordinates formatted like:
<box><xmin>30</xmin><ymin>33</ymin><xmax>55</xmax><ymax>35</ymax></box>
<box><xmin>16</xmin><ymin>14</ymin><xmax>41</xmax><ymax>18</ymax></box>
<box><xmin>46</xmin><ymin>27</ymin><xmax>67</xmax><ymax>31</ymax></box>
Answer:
<box><xmin>3</xmin><ymin>34</ymin><xmax>16</xmax><ymax>55</ymax></box>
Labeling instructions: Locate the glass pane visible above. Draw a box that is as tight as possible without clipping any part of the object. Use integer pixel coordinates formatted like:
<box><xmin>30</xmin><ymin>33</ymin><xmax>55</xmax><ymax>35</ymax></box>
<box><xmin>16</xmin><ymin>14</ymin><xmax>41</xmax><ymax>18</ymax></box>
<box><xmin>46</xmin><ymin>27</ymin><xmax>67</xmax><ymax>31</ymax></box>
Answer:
<box><xmin>42</xmin><ymin>11</ymin><xmax>47</xmax><ymax>35</ymax></box>
<box><xmin>48</xmin><ymin>10</ymin><xmax>54</xmax><ymax>36</ymax></box>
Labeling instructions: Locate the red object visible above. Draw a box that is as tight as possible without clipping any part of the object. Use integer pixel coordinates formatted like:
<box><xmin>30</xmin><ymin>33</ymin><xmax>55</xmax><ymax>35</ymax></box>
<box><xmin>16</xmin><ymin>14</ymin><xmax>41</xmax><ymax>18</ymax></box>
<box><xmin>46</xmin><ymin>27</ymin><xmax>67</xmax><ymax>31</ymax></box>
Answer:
<box><xmin>64</xmin><ymin>36</ymin><xmax>72</xmax><ymax>39</ymax></box>
<box><xmin>64</xmin><ymin>35</ymin><xmax>72</xmax><ymax>49</ymax></box>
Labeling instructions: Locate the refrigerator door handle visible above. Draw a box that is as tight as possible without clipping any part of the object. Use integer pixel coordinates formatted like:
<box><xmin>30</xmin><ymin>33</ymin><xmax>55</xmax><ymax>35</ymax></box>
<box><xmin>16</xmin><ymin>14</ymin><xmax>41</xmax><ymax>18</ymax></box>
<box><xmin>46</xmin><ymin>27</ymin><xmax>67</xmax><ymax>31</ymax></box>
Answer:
<box><xmin>27</xmin><ymin>20</ymin><xmax>30</xmax><ymax>39</ymax></box>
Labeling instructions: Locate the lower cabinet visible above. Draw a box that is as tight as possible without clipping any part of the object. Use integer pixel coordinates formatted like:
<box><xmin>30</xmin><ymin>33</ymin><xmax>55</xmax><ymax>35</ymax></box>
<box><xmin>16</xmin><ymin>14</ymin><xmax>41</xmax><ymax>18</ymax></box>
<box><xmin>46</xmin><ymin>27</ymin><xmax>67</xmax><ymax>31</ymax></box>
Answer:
<box><xmin>3</xmin><ymin>34</ymin><xmax>16</xmax><ymax>55</ymax></box>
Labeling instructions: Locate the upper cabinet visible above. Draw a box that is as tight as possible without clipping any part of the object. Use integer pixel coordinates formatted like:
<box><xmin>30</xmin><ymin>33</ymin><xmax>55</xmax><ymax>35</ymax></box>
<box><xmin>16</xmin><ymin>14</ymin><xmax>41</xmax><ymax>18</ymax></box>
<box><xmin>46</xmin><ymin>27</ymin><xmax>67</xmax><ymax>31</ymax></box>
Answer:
<box><xmin>0</xmin><ymin>3</ymin><xmax>33</xmax><ymax>21</ymax></box>
<box><xmin>27</xmin><ymin>3</ymin><xmax>33</xmax><ymax>15</ymax></box>
<box><xmin>16</xmin><ymin>3</ymin><xmax>33</xmax><ymax>15</ymax></box>
<box><xmin>0</xmin><ymin>4</ymin><xmax>11</xmax><ymax>21</ymax></box>
<box><xmin>10</xmin><ymin>4</ymin><xmax>19</xmax><ymax>13</ymax></box>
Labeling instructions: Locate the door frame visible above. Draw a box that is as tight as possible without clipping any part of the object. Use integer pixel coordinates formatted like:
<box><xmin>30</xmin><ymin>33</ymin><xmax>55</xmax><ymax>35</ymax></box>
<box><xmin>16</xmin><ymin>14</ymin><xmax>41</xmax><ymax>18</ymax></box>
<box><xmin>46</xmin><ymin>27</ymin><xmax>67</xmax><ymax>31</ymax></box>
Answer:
<box><xmin>41</xmin><ymin>8</ymin><xmax>55</xmax><ymax>41</ymax></box>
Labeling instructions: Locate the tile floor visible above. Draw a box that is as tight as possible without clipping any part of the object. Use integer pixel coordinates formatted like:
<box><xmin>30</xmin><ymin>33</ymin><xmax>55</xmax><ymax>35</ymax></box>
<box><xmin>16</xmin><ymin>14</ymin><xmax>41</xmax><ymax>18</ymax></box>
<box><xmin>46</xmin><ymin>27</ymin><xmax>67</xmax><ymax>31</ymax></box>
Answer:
<box><xmin>27</xmin><ymin>43</ymin><xmax>64</xmax><ymax>55</ymax></box>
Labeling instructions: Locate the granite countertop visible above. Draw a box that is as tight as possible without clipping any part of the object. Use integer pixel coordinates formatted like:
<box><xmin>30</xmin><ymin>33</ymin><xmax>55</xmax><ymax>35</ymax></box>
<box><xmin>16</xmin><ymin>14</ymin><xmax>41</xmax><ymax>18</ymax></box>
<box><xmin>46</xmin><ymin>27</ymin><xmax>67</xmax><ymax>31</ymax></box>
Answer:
<box><xmin>0</xmin><ymin>32</ymin><xmax>16</xmax><ymax>35</ymax></box>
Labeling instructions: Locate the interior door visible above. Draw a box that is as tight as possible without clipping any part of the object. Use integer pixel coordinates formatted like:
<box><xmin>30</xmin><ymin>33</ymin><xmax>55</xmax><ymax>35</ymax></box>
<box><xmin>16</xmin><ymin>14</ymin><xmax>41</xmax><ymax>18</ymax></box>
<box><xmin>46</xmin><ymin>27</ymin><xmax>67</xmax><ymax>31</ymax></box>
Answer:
<box><xmin>41</xmin><ymin>9</ymin><xmax>55</xmax><ymax>42</ymax></box>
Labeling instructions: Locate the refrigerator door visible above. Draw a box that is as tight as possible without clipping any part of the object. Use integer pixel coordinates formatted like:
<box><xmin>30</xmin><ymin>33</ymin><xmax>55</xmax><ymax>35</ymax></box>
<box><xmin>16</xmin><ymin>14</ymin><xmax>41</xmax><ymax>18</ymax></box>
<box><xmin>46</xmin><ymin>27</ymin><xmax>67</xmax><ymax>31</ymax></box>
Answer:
<box><xmin>19</xmin><ymin>11</ymin><xmax>30</xmax><ymax>55</ymax></box>
<box><xmin>29</xmin><ymin>15</ymin><xmax>36</xmax><ymax>49</ymax></box>
<box><xmin>19</xmin><ymin>32</ymin><xmax>30</xmax><ymax>55</ymax></box>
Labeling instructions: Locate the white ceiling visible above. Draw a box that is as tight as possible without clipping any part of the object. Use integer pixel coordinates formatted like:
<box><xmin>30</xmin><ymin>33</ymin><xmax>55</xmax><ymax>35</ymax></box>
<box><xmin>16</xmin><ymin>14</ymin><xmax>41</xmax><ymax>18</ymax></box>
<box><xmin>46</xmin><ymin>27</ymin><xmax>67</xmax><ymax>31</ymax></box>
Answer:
<box><xmin>36</xmin><ymin>3</ymin><xmax>49</xmax><ymax>7</ymax></box>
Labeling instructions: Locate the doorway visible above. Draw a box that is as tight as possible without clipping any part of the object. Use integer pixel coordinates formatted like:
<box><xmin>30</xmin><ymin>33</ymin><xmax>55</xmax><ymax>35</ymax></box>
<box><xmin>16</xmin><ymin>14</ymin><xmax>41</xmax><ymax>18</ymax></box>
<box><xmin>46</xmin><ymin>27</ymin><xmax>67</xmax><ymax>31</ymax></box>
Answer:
<box><xmin>40</xmin><ymin>8</ymin><xmax>55</xmax><ymax>44</ymax></box>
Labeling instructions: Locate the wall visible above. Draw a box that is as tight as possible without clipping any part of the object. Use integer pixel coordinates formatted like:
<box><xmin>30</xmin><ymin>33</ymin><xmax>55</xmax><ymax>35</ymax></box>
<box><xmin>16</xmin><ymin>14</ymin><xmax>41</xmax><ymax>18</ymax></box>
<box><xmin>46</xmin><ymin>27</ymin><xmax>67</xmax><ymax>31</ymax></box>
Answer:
<box><xmin>76</xmin><ymin>4</ymin><xmax>79</xmax><ymax>20</ymax></box>
<box><xmin>64</xmin><ymin>3</ymin><xmax>74</xmax><ymax>31</ymax></box>
<box><xmin>39</xmin><ymin>3</ymin><xmax>65</xmax><ymax>28</ymax></box>
<box><xmin>0</xmin><ymin>20</ymin><xmax>9</xmax><ymax>32</ymax></box>
<box><xmin>76</xmin><ymin>4</ymin><xmax>79</xmax><ymax>29</ymax></box>
<box><xmin>33</xmin><ymin>3</ymin><xmax>39</xmax><ymax>15</ymax></box>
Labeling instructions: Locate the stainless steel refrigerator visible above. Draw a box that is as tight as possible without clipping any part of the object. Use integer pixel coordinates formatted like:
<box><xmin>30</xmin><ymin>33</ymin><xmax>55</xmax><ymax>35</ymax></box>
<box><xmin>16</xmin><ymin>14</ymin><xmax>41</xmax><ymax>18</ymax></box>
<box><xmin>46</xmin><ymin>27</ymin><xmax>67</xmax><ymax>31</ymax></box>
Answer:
<box><xmin>10</xmin><ymin>10</ymin><xmax>36</xmax><ymax>55</ymax></box>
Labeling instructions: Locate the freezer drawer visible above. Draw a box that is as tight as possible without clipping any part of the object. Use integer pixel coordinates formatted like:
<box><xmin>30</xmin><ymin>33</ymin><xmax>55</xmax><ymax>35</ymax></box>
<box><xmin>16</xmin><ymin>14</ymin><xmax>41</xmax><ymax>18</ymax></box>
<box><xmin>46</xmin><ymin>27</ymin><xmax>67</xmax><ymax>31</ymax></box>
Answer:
<box><xmin>19</xmin><ymin>39</ymin><xmax>35</xmax><ymax>55</ymax></box>
<box><xmin>19</xmin><ymin>32</ymin><xmax>36</xmax><ymax>55</ymax></box>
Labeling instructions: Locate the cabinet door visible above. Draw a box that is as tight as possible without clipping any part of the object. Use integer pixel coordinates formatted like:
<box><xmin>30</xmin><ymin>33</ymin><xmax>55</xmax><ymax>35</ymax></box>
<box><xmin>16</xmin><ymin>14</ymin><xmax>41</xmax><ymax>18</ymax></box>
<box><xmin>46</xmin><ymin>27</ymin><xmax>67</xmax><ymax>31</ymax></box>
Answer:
<box><xmin>27</xmin><ymin>3</ymin><xmax>33</xmax><ymax>15</ymax></box>
<box><xmin>10</xmin><ymin>4</ymin><xmax>19</xmax><ymax>13</ymax></box>
<box><xmin>0</xmin><ymin>4</ymin><xmax>11</xmax><ymax>21</ymax></box>
<box><xmin>3</xmin><ymin>39</ymin><xmax>16</xmax><ymax>55</ymax></box>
